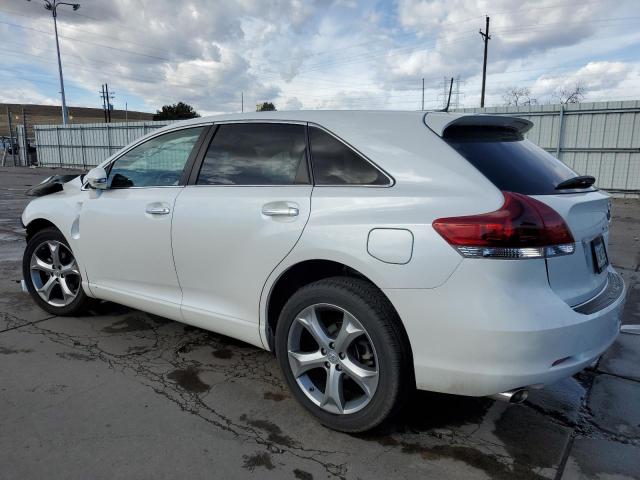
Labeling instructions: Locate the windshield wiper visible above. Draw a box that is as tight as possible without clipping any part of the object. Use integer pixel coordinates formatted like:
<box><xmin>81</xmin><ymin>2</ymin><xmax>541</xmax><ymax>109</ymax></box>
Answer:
<box><xmin>555</xmin><ymin>175</ymin><xmax>595</xmax><ymax>190</ymax></box>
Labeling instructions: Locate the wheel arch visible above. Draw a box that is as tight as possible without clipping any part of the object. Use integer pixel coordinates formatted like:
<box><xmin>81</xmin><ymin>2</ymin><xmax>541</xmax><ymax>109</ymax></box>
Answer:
<box><xmin>263</xmin><ymin>259</ymin><xmax>414</xmax><ymax>371</ymax></box>
<box><xmin>25</xmin><ymin>218</ymin><xmax>60</xmax><ymax>243</ymax></box>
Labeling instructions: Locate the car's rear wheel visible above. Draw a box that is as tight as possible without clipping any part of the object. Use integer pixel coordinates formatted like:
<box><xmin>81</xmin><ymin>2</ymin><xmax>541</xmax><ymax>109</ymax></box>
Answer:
<box><xmin>275</xmin><ymin>277</ymin><xmax>411</xmax><ymax>432</ymax></box>
<box><xmin>23</xmin><ymin>227</ymin><xmax>93</xmax><ymax>316</ymax></box>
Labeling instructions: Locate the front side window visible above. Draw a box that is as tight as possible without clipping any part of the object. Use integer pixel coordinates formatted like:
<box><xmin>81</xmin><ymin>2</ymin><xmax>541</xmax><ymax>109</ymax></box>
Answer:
<box><xmin>196</xmin><ymin>123</ymin><xmax>309</xmax><ymax>185</ymax></box>
<box><xmin>108</xmin><ymin>127</ymin><xmax>204</xmax><ymax>188</ymax></box>
<box><xmin>309</xmin><ymin>127</ymin><xmax>390</xmax><ymax>185</ymax></box>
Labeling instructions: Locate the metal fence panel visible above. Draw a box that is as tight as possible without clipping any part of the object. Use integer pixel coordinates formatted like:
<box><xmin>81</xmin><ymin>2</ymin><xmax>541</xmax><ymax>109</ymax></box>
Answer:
<box><xmin>34</xmin><ymin>121</ymin><xmax>172</xmax><ymax>168</ymax></box>
<box><xmin>33</xmin><ymin>103</ymin><xmax>640</xmax><ymax>192</ymax></box>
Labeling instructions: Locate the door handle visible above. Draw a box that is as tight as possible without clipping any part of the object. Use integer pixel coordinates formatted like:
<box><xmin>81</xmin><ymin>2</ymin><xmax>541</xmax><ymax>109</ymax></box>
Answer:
<box><xmin>146</xmin><ymin>205</ymin><xmax>171</xmax><ymax>215</ymax></box>
<box><xmin>262</xmin><ymin>202</ymin><xmax>299</xmax><ymax>217</ymax></box>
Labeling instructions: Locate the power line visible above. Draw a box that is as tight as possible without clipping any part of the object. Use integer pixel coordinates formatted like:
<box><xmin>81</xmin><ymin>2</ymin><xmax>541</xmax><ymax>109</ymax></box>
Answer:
<box><xmin>0</xmin><ymin>20</ymin><xmax>172</xmax><ymax>62</ymax></box>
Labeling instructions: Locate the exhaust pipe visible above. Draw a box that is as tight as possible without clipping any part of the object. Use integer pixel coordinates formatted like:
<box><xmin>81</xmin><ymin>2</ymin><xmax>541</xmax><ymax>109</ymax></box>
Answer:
<box><xmin>489</xmin><ymin>388</ymin><xmax>529</xmax><ymax>404</ymax></box>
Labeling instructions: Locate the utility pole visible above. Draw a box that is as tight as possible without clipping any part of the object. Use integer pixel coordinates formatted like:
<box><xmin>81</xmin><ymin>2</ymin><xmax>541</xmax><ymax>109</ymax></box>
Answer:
<box><xmin>479</xmin><ymin>15</ymin><xmax>490</xmax><ymax>108</ymax></box>
<box><xmin>100</xmin><ymin>84</ymin><xmax>108</xmax><ymax>122</ymax></box>
<box><xmin>241</xmin><ymin>91</ymin><xmax>244</xmax><ymax>113</ymax></box>
<box><xmin>27</xmin><ymin>1</ymin><xmax>81</xmax><ymax>126</ymax></box>
<box><xmin>421</xmin><ymin>78</ymin><xmax>424</xmax><ymax>110</ymax></box>
<box><xmin>7</xmin><ymin>108</ymin><xmax>16</xmax><ymax>164</ymax></box>
<box><xmin>100</xmin><ymin>83</ymin><xmax>114</xmax><ymax>122</ymax></box>
<box><xmin>105</xmin><ymin>83</ymin><xmax>113</xmax><ymax>122</ymax></box>
<box><xmin>21</xmin><ymin>107</ymin><xmax>28</xmax><ymax>166</ymax></box>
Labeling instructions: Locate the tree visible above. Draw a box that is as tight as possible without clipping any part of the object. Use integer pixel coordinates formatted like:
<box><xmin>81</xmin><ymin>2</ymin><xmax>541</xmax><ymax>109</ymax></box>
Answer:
<box><xmin>554</xmin><ymin>83</ymin><xmax>586</xmax><ymax>104</ymax></box>
<box><xmin>256</xmin><ymin>102</ymin><xmax>276</xmax><ymax>112</ymax></box>
<box><xmin>502</xmin><ymin>86</ymin><xmax>537</xmax><ymax>107</ymax></box>
<box><xmin>153</xmin><ymin>102</ymin><xmax>200</xmax><ymax>120</ymax></box>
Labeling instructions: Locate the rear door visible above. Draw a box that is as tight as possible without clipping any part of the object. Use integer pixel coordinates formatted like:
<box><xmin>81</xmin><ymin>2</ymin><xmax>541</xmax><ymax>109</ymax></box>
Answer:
<box><xmin>444</xmin><ymin>124</ymin><xmax>610</xmax><ymax>306</ymax></box>
<box><xmin>171</xmin><ymin>122</ymin><xmax>312</xmax><ymax>346</ymax></box>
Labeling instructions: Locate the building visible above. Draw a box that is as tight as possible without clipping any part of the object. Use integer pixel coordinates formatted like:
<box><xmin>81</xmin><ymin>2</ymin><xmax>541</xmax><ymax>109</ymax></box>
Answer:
<box><xmin>1</xmin><ymin>103</ymin><xmax>154</xmax><ymax>138</ymax></box>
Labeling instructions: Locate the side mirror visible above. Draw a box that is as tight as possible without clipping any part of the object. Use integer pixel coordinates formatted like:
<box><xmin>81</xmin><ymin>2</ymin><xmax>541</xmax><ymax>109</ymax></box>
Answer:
<box><xmin>85</xmin><ymin>167</ymin><xmax>108</xmax><ymax>190</ymax></box>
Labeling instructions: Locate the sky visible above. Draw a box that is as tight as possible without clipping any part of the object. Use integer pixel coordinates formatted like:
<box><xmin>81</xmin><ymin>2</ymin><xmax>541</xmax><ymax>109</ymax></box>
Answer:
<box><xmin>1</xmin><ymin>0</ymin><xmax>640</xmax><ymax>115</ymax></box>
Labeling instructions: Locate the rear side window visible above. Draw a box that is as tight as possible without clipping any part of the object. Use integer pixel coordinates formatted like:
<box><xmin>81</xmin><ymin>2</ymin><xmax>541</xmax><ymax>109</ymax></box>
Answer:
<box><xmin>444</xmin><ymin>126</ymin><xmax>589</xmax><ymax>195</ymax></box>
<box><xmin>197</xmin><ymin>123</ymin><xmax>309</xmax><ymax>185</ymax></box>
<box><xmin>309</xmin><ymin>127</ymin><xmax>390</xmax><ymax>185</ymax></box>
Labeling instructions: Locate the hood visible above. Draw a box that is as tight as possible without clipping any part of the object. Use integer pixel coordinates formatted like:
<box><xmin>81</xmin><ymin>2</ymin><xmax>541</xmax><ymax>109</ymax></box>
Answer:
<box><xmin>25</xmin><ymin>174</ymin><xmax>83</xmax><ymax>197</ymax></box>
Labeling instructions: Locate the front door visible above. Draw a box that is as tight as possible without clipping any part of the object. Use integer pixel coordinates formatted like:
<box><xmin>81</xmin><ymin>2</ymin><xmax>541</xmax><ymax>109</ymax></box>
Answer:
<box><xmin>172</xmin><ymin>122</ymin><xmax>312</xmax><ymax>346</ymax></box>
<box><xmin>80</xmin><ymin>126</ymin><xmax>206</xmax><ymax>318</ymax></box>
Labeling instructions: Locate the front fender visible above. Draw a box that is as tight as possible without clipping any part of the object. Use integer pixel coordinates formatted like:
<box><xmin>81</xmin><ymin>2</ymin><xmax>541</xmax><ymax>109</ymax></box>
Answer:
<box><xmin>21</xmin><ymin>179</ymin><xmax>93</xmax><ymax>296</ymax></box>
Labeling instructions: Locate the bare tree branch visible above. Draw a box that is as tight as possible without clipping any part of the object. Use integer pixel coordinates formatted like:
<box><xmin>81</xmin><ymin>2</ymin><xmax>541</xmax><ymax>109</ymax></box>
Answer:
<box><xmin>554</xmin><ymin>83</ymin><xmax>586</xmax><ymax>104</ymax></box>
<box><xmin>502</xmin><ymin>86</ymin><xmax>537</xmax><ymax>107</ymax></box>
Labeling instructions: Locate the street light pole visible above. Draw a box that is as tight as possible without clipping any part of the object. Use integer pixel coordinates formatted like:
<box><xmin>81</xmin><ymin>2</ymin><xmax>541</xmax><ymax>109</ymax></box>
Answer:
<box><xmin>27</xmin><ymin>0</ymin><xmax>80</xmax><ymax>126</ymax></box>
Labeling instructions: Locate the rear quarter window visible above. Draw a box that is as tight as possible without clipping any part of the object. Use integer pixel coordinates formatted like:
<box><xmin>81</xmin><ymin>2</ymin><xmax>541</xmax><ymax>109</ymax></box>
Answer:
<box><xmin>309</xmin><ymin>127</ymin><xmax>390</xmax><ymax>186</ymax></box>
<box><xmin>444</xmin><ymin>126</ymin><xmax>592</xmax><ymax>195</ymax></box>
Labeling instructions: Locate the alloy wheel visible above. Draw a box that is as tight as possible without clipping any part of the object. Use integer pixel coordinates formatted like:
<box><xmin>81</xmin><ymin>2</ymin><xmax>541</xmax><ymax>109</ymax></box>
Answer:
<box><xmin>29</xmin><ymin>240</ymin><xmax>81</xmax><ymax>307</ymax></box>
<box><xmin>287</xmin><ymin>303</ymin><xmax>379</xmax><ymax>415</ymax></box>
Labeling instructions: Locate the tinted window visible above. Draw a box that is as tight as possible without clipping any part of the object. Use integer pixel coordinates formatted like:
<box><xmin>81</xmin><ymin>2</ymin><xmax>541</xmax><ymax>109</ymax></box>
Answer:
<box><xmin>445</xmin><ymin>126</ymin><xmax>589</xmax><ymax>195</ymax></box>
<box><xmin>197</xmin><ymin>123</ymin><xmax>308</xmax><ymax>185</ymax></box>
<box><xmin>108</xmin><ymin>127</ymin><xmax>204</xmax><ymax>188</ymax></box>
<box><xmin>309</xmin><ymin>127</ymin><xmax>389</xmax><ymax>185</ymax></box>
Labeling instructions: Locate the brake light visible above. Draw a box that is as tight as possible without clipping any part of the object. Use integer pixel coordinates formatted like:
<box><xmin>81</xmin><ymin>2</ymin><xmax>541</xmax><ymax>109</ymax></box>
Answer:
<box><xmin>433</xmin><ymin>191</ymin><xmax>575</xmax><ymax>259</ymax></box>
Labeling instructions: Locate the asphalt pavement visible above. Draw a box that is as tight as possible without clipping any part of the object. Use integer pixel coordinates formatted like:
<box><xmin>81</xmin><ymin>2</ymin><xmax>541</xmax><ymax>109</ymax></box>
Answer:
<box><xmin>1</xmin><ymin>166</ymin><xmax>639</xmax><ymax>479</ymax></box>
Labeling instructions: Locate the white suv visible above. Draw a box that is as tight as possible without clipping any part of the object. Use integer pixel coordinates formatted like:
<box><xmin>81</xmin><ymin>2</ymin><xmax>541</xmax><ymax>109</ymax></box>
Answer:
<box><xmin>21</xmin><ymin>111</ymin><xmax>625</xmax><ymax>432</ymax></box>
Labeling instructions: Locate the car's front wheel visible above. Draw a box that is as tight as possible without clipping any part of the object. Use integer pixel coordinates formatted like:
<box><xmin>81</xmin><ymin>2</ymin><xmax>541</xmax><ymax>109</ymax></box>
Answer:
<box><xmin>275</xmin><ymin>277</ymin><xmax>412</xmax><ymax>432</ymax></box>
<box><xmin>22</xmin><ymin>227</ymin><xmax>93</xmax><ymax>316</ymax></box>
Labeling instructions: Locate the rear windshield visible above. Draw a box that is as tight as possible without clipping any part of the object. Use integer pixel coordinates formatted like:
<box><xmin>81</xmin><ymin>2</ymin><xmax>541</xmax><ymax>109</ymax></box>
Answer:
<box><xmin>444</xmin><ymin>126</ymin><xmax>593</xmax><ymax>195</ymax></box>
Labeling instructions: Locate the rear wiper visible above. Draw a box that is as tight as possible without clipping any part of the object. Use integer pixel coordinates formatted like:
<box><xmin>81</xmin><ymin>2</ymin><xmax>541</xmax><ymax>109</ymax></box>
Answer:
<box><xmin>555</xmin><ymin>175</ymin><xmax>596</xmax><ymax>190</ymax></box>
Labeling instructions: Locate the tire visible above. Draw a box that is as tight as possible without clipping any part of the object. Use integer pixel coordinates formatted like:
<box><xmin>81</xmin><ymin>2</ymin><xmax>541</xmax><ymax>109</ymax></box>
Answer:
<box><xmin>275</xmin><ymin>276</ymin><xmax>412</xmax><ymax>432</ymax></box>
<box><xmin>22</xmin><ymin>227</ymin><xmax>93</xmax><ymax>316</ymax></box>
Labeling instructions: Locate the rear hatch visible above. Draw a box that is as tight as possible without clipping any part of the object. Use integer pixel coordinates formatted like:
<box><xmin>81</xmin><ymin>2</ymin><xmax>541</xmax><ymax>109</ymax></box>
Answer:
<box><xmin>531</xmin><ymin>192</ymin><xmax>610</xmax><ymax>305</ymax></box>
<box><xmin>435</xmin><ymin>116</ymin><xmax>610</xmax><ymax>307</ymax></box>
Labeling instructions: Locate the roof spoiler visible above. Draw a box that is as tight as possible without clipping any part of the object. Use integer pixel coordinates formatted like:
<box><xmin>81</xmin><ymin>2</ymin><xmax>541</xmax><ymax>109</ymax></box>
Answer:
<box><xmin>424</xmin><ymin>113</ymin><xmax>534</xmax><ymax>137</ymax></box>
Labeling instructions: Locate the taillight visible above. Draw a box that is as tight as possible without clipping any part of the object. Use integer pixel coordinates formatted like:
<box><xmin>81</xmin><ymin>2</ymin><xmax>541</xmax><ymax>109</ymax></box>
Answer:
<box><xmin>432</xmin><ymin>191</ymin><xmax>575</xmax><ymax>259</ymax></box>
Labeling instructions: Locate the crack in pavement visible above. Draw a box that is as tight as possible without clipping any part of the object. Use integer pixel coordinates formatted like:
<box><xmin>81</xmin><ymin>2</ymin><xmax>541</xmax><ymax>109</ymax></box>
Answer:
<box><xmin>13</xmin><ymin>314</ymin><xmax>349</xmax><ymax>479</ymax></box>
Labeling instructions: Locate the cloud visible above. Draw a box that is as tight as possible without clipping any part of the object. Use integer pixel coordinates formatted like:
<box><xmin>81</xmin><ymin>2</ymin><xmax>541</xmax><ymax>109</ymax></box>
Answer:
<box><xmin>530</xmin><ymin>61</ymin><xmax>637</xmax><ymax>100</ymax></box>
<box><xmin>282</xmin><ymin>97</ymin><xmax>304</xmax><ymax>110</ymax></box>
<box><xmin>2</xmin><ymin>0</ymin><xmax>640</xmax><ymax>114</ymax></box>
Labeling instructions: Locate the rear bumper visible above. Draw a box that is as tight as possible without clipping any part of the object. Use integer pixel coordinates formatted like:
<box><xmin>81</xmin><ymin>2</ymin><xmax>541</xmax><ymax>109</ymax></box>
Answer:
<box><xmin>384</xmin><ymin>260</ymin><xmax>625</xmax><ymax>397</ymax></box>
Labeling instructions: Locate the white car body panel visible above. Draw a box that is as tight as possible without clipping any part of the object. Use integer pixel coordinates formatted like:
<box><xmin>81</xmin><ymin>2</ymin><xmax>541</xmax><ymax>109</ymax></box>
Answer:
<box><xmin>532</xmin><ymin>191</ymin><xmax>611</xmax><ymax>305</ymax></box>
<box><xmin>171</xmin><ymin>185</ymin><xmax>312</xmax><ymax>348</ymax></box>
<box><xmin>21</xmin><ymin>110</ymin><xmax>625</xmax><ymax>398</ymax></box>
<box><xmin>79</xmin><ymin>187</ymin><xmax>184</xmax><ymax>320</ymax></box>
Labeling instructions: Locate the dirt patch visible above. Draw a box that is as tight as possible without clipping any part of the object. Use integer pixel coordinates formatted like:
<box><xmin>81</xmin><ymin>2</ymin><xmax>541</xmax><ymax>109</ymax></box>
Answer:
<box><xmin>102</xmin><ymin>315</ymin><xmax>152</xmax><ymax>333</ymax></box>
<box><xmin>212</xmin><ymin>348</ymin><xmax>233</xmax><ymax>359</ymax></box>
<box><xmin>264</xmin><ymin>391</ymin><xmax>288</xmax><ymax>401</ymax></box>
<box><xmin>242</xmin><ymin>451</ymin><xmax>275</xmax><ymax>472</ymax></box>
<box><xmin>293</xmin><ymin>468</ymin><xmax>313</xmax><ymax>480</ymax></box>
<box><xmin>167</xmin><ymin>367</ymin><xmax>209</xmax><ymax>393</ymax></box>
<box><xmin>56</xmin><ymin>351</ymin><xmax>96</xmax><ymax>362</ymax></box>
<box><xmin>240</xmin><ymin>414</ymin><xmax>296</xmax><ymax>448</ymax></box>
<box><xmin>0</xmin><ymin>346</ymin><xmax>33</xmax><ymax>355</ymax></box>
